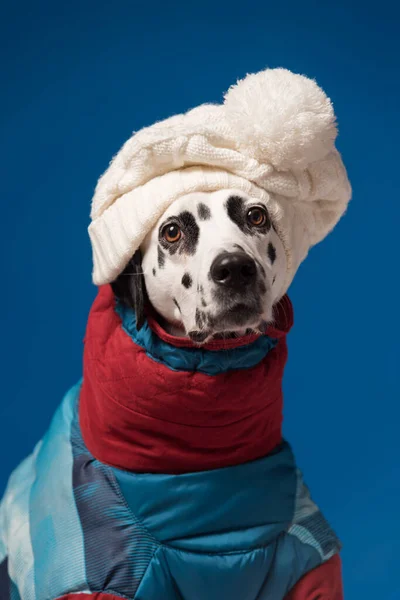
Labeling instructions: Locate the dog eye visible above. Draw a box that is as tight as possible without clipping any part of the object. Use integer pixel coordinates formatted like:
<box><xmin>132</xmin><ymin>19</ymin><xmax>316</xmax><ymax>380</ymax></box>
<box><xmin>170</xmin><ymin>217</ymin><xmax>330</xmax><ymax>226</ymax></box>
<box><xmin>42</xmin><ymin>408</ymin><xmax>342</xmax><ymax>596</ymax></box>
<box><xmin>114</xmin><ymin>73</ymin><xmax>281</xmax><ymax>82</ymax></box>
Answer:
<box><xmin>247</xmin><ymin>206</ymin><xmax>268</xmax><ymax>227</ymax></box>
<box><xmin>162</xmin><ymin>223</ymin><xmax>182</xmax><ymax>243</ymax></box>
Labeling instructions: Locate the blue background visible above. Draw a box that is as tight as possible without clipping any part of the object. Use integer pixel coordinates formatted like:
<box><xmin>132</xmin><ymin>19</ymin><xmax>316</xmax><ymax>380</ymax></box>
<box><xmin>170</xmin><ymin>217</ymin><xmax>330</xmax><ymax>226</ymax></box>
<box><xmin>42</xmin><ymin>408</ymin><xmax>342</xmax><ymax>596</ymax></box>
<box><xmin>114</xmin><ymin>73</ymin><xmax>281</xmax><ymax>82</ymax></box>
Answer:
<box><xmin>1</xmin><ymin>1</ymin><xmax>399</xmax><ymax>598</ymax></box>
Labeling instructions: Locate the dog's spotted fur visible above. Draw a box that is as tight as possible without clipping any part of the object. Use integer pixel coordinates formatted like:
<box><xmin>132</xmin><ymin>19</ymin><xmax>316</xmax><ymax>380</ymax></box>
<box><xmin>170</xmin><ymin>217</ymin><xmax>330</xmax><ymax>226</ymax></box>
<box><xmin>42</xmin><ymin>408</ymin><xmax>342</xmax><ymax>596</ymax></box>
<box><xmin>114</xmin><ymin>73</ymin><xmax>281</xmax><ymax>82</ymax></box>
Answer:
<box><xmin>112</xmin><ymin>189</ymin><xmax>286</xmax><ymax>343</ymax></box>
<box><xmin>197</xmin><ymin>203</ymin><xmax>211</xmax><ymax>221</ymax></box>
<box><xmin>181</xmin><ymin>273</ymin><xmax>193</xmax><ymax>289</ymax></box>
<box><xmin>157</xmin><ymin>246</ymin><xmax>165</xmax><ymax>269</ymax></box>
<box><xmin>268</xmin><ymin>242</ymin><xmax>276</xmax><ymax>264</ymax></box>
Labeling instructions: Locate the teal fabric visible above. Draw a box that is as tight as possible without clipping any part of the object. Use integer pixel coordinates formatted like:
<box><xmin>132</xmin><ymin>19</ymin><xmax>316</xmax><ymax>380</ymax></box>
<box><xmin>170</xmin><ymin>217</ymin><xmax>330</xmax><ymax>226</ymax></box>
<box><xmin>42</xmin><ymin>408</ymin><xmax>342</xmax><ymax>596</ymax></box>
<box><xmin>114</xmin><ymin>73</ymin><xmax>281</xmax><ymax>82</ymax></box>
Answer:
<box><xmin>114</xmin><ymin>439</ymin><xmax>340</xmax><ymax>599</ymax></box>
<box><xmin>135</xmin><ymin>536</ymin><xmax>322</xmax><ymax>600</ymax></box>
<box><xmin>135</xmin><ymin>545</ymin><xmax>280</xmax><ymax>600</ymax></box>
<box><xmin>113</xmin><ymin>442</ymin><xmax>297</xmax><ymax>553</ymax></box>
<box><xmin>29</xmin><ymin>382</ymin><xmax>88</xmax><ymax>600</ymax></box>
<box><xmin>115</xmin><ymin>300</ymin><xmax>278</xmax><ymax>375</ymax></box>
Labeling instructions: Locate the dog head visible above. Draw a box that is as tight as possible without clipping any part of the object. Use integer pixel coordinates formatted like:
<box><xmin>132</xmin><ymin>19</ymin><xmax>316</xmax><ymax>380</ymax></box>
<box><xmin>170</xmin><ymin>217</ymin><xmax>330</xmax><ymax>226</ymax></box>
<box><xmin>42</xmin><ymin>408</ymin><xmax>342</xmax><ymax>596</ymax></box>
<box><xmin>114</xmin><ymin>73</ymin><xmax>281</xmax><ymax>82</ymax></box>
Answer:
<box><xmin>112</xmin><ymin>189</ymin><xmax>286</xmax><ymax>343</ymax></box>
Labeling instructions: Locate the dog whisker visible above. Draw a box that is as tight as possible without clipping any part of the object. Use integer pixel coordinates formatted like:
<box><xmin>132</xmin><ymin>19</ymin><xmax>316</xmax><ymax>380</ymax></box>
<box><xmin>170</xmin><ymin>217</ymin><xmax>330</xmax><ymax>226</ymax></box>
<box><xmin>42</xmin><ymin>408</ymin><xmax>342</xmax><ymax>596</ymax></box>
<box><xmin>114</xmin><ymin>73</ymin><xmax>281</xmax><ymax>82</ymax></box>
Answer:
<box><xmin>119</xmin><ymin>271</ymin><xmax>151</xmax><ymax>277</ymax></box>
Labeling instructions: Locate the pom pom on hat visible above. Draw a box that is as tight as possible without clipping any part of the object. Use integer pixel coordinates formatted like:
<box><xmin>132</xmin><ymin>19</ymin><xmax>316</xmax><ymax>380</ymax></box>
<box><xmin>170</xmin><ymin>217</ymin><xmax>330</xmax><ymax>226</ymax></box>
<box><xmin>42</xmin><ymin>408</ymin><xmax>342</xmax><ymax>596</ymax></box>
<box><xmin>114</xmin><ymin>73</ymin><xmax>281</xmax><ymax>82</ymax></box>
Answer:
<box><xmin>224</xmin><ymin>68</ymin><xmax>337</xmax><ymax>171</ymax></box>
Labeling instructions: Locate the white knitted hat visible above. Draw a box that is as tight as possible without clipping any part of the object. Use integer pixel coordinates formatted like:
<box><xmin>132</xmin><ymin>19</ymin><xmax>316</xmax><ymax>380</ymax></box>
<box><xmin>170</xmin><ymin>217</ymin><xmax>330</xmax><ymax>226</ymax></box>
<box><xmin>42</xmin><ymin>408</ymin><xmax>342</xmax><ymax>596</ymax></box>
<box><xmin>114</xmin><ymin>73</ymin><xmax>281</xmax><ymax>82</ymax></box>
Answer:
<box><xmin>89</xmin><ymin>68</ymin><xmax>351</xmax><ymax>296</ymax></box>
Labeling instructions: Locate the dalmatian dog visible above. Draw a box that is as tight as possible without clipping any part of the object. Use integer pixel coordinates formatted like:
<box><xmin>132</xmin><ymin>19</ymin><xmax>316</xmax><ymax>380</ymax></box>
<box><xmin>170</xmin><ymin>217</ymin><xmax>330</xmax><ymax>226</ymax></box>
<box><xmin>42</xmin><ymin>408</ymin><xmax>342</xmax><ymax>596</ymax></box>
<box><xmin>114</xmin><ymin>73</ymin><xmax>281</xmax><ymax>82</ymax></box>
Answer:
<box><xmin>0</xmin><ymin>68</ymin><xmax>350</xmax><ymax>600</ymax></box>
<box><xmin>112</xmin><ymin>189</ymin><xmax>286</xmax><ymax>342</ymax></box>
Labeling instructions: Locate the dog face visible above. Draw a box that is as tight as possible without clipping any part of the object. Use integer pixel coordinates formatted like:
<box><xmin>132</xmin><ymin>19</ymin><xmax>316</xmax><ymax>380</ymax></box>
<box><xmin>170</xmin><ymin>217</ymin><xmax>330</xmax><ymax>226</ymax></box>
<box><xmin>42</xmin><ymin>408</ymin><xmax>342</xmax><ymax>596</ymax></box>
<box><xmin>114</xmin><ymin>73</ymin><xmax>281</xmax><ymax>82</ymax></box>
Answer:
<box><xmin>132</xmin><ymin>189</ymin><xmax>286</xmax><ymax>342</ymax></box>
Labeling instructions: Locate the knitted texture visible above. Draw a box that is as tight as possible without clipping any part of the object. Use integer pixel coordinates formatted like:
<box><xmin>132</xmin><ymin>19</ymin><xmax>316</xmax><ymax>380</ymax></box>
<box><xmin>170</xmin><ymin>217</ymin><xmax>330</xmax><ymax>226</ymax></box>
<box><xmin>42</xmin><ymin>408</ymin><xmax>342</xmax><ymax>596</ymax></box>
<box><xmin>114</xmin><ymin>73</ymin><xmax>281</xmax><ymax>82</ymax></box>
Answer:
<box><xmin>89</xmin><ymin>68</ymin><xmax>351</xmax><ymax>294</ymax></box>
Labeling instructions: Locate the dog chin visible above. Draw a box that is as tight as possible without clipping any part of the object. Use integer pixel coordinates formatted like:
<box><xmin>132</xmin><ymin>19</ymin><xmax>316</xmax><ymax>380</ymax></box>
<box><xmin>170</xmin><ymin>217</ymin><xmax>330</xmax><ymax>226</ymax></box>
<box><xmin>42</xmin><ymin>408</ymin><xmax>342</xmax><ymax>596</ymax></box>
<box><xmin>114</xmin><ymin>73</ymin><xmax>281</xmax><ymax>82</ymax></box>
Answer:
<box><xmin>215</xmin><ymin>300</ymin><xmax>272</xmax><ymax>329</ymax></box>
<box><xmin>187</xmin><ymin>323</ymin><xmax>266</xmax><ymax>345</ymax></box>
<box><xmin>187</xmin><ymin>304</ymin><xmax>272</xmax><ymax>345</ymax></box>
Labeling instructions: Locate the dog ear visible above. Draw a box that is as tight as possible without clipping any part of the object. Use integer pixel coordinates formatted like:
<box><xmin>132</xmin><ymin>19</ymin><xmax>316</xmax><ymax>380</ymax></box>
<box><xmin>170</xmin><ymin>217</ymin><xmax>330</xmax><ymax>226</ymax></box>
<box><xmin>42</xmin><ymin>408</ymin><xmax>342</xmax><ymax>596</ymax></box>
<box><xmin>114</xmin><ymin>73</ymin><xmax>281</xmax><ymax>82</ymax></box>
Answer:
<box><xmin>111</xmin><ymin>250</ymin><xmax>147</xmax><ymax>330</ymax></box>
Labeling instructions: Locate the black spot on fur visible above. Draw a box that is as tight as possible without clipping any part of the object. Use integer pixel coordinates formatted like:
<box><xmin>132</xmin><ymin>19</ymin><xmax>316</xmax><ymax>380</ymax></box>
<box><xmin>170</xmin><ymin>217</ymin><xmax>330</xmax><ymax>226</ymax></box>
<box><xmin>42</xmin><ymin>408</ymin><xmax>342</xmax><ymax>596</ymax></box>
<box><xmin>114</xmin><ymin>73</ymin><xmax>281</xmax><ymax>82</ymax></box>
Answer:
<box><xmin>152</xmin><ymin>268</ymin><xmax>156</xmax><ymax>276</ymax></box>
<box><xmin>197</xmin><ymin>203</ymin><xmax>211</xmax><ymax>221</ymax></box>
<box><xmin>272</xmin><ymin>275</ymin><xmax>276</xmax><ymax>285</ymax></box>
<box><xmin>201</xmin><ymin>297</ymin><xmax>207</xmax><ymax>307</ymax></box>
<box><xmin>158</xmin><ymin>246</ymin><xmax>165</xmax><ymax>268</ymax></box>
<box><xmin>226</xmin><ymin>196</ymin><xmax>246</xmax><ymax>232</ymax></box>
<box><xmin>173</xmin><ymin>298</ymin><xmax>181</xmax><ymax>312</ymax></box>
<box><xmin>226</xmin><ymin>196</ymin><xmax>271</xmax><ymax>235</ymax></box>
<box><xmin>182</xmin><ymin>273</ymin><xmax>193</xmax><ymax>288</ymax></box>
<box><xmin>268</xmin><ymin>242</ymin><xmax>276</xmax><ymax>264</ymax></box>
<box><xmin>179</xmin><ymin>211</ymin><xmax>200</xmax><ymax>255</ymax></box>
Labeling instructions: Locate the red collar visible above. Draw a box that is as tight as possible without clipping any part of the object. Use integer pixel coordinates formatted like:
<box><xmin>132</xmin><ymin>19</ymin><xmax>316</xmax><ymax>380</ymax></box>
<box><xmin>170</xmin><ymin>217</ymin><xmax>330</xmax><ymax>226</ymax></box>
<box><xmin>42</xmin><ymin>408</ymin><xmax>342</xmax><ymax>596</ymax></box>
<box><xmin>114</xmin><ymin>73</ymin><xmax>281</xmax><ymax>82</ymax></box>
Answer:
<box><xmin>79</xmin><ymin>285</ymin><xmax>293</xmax><ymax>473</ymax></box>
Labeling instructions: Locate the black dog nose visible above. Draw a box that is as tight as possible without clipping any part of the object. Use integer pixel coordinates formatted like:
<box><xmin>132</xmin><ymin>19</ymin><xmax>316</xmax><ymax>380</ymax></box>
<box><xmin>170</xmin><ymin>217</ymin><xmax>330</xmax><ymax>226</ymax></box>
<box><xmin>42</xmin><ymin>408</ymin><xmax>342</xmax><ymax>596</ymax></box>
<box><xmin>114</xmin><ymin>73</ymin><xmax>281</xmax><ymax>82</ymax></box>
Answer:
<box><xmin>210</xmin><ymin>252</ymin><xmax>257</xmax><ymax>289</ymax></box>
